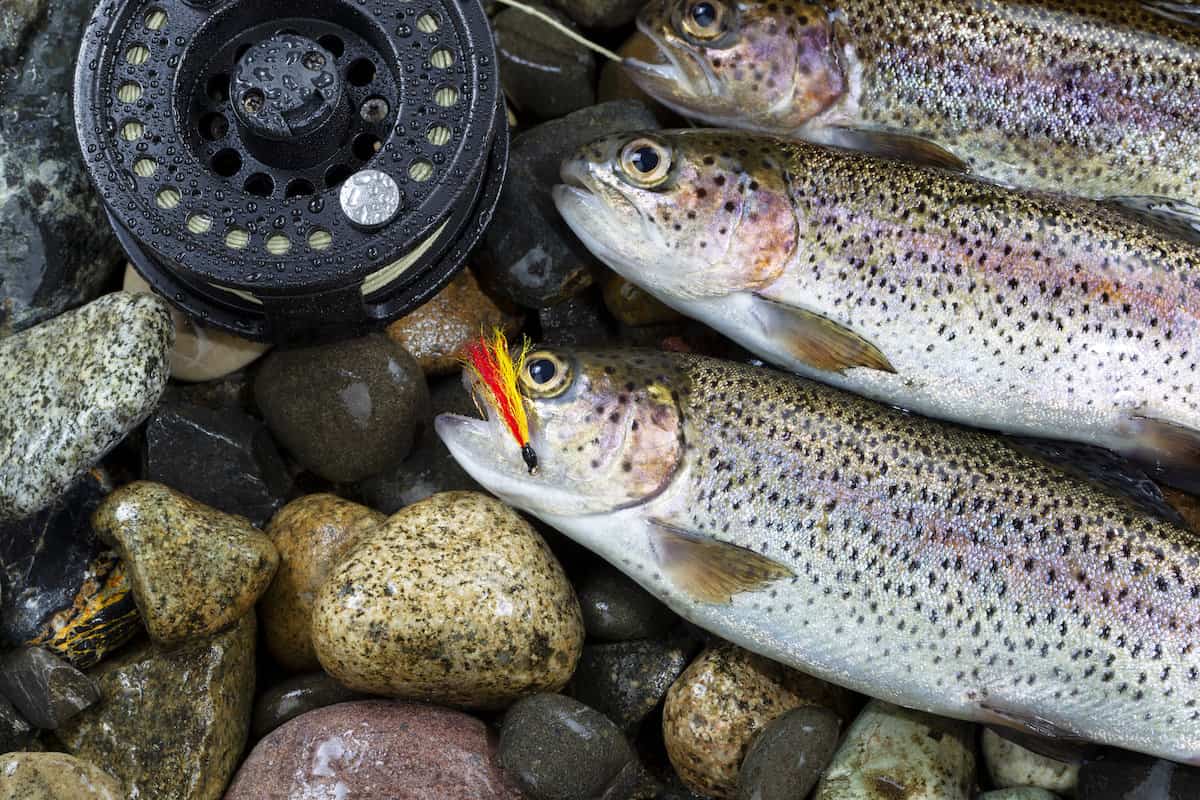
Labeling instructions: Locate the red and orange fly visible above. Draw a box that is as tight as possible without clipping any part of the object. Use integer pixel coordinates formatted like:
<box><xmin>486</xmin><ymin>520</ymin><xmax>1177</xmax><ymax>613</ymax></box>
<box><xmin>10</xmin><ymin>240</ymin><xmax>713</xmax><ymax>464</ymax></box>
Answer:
<box><xmin>464</xmin><ymin>329</ymin><xmax>539</xmax><ymax>474</ymax></box>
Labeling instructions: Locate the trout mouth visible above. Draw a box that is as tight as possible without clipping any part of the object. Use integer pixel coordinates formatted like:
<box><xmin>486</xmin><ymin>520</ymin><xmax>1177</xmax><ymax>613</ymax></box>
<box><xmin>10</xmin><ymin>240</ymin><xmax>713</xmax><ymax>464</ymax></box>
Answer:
<box><xmin>623</xmin><ymin>19</ymin><xmax>720</xmax><ymax>105</ymax></box>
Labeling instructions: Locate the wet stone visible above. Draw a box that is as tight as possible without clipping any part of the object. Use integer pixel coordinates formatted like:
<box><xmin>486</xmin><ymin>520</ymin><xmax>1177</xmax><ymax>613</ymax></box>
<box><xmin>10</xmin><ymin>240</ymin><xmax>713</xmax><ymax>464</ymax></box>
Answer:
<box><xmin>254</xmin><ymin>334</ymin><xmax>431</xmax><ymax>483</ymax></box>
<box><xmin>0</xmin><ymin>695</ymin><xmax>33</xmax><ymax>752</ymax></box>
<box><xmin>538</xmin><ymin>288</ymin><xmax>615</xmax><ymax>346</ymax></box>
<box><xmin>602</xmin><ymin>272</ymin><xmax>684</xmax><ymax>327</ymax></box>
<box><xmin>92</xmin><ymin>481</ymin><xmax>278</xmax><ymax>646</ymax></box>
<box><xmin>55</xmin><ymin>613</ymin><xmax>257</xmax><ymax>800</ymax></box>
<box><xmin>982</xmin><ymin>727</ymin><xmax>1079</xmax><ymax>796</ymax></box>
<box><xmin>312</xmin><ymin>491</ymin><xmax>583</xmax><ymax>708</ymax></box>
<box><xmin>0</xmin><ymin>752</ymin><xmax>124</xmax><ymax>800</ymax></box>
<box><xmin>569</xmin><ymin>639</ymin><xmax>694</xmax><ymax>736</ymax></box>
<box><xmin>549</xmin><ymin>0</ymin><xmax>645</xmax><ymax>29</ymax></box>
<box><xmin>0</xmin><ymin>0</ymin><xmax>122</xmax><ymax>339</ymax></box>
<box><xmin>0</xmin><ymin>646</ymin><xmax>99</xmax><ymax>730</ymax></box>
<box><xmin>499</xmin><ymin>693</ymin><xmax>639</xmax><ymax>800</ymax></box>
<box><xmin>978</xmin><ymin>790</ymin><xmax>1061</xmax><ymax>800</ymax></box>
<box><xmin>0</xmin><ymin>293</ymin><xmax>173</xmax><ymax>520</ymax></box>
<box><xmin>227</xmin><ymin>700</ymin><xmax>523</xmax><ymax>799</ymax></box>
<box><xmin>479</xmin><ymin>101</ymin><xmax>659</xmax><ymax>309</ymax></box>
<box><xmin>494</xmin><ymin>5</ymin><xmax>595</xmax><ymax>120</ymax></box>
<box><xmin>143</xmin><ymin>401</ymin><xmax>292</xmax><ymax>528</ymax></box>
<box><xmin>250</xmin><ymin>671</ymin><xmax>367</xmax><ymax>740</ymax></box>
<box><xmin>260</xmin><ymin>494</ymin><xmax>384</xmax><ymax>673</ymax></box>
<box><xmin>1077</xmin><ymin>749</ymin><xmax>1200</xmax><ymax>799</ymax></box>
<box><xmin>815</xmin><ymin>700</ymin><xmax>975</xmax><ymax>800</ymax></box>
<box><xmin>735</xmin><ymin>706</ymin><xmax>841</xmax><ymax>800</ymax></box>
<box><xmin>575</xmin><ymin>559</ymin><xmax>678</xmax><ymax>641</ymax></box>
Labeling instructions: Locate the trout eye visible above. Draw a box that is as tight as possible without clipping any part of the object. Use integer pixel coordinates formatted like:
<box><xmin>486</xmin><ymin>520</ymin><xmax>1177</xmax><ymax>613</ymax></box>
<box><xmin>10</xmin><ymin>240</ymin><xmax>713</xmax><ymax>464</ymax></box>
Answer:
<box><xmin>682</xmin><ymin>0</ymin><xmax>727</xmax><ymax>39</ymax></box>
<box><xmin>520</xmin><ymin>351</ymin><xmax>572</xmax><ymax>397</ymax></box>
<box><xmin>619</xmin><ymin>138</ymin><xmax>672</xmax><ymax>188</ymax></box>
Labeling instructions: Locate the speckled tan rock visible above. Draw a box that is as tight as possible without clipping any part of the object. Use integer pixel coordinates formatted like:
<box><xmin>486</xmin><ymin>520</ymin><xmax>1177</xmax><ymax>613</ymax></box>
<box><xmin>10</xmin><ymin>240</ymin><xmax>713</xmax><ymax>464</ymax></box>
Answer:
<box><xmin>311</xmin><ymin>491</ymin><xmax>583</xmax><ymax>708</ymax></box>
<box><xmin>91</xmin><ymin>481</ymin><xmax>278</xmax><ymax>645</ymax></box>
<box><xmin>260</xmin><ymin>494</ymin><xmax>385</xmax><ymax>672</ymax></box>
<box><xmin>983</xmin><ymin>728</ymin><xmax>1078</xmax><ymax>796</ymax></box>
<box><xmin>663</xmin><ymin>641</ymin><xmax>853</xmax><ymax>799</ymax></box>
<box><xmin>601</xmin><ymin>272</ymin><xmax>682</xmax><ymax>327</ymax></box>
<box><xmin>0</xmin><ymin>752</ymin><xmax>123</xmax><ymax>800</ymax></box>
<box><xmin>385</xmin><ymin>269</ymin><xmax>522</xmax><ymax>375</ymax></box>
<box><xmin>124</xmin><ymin>266</ymin><xmax>270</xmax><ymax>382</ymax></box>
<box><xmin>55</xmin><ymin>613</ymin><xmax>257</xmax><ymax>800</ymax></box>
<box><xmin>815</xmin><ymin>700</ymin><xmax>975</xmax><ymax>800</ymax></box>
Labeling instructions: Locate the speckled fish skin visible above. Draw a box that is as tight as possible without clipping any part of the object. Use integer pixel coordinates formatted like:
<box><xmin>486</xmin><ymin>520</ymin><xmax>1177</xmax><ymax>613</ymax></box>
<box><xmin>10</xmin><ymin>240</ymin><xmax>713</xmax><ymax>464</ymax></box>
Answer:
<box><xmin>436</xmin><ymin>349</ymin><xmax>1200</xmax><ymax>764</ymax></box>
<box><xmin>553</xmin><ymin>129</ymin><xmax>1200</xmax><ymax>477</ymax></box>
<box><xmin>626</xmin><ymin>0</ymin><xmax>1200</xmax><ymax>207</ymax></box>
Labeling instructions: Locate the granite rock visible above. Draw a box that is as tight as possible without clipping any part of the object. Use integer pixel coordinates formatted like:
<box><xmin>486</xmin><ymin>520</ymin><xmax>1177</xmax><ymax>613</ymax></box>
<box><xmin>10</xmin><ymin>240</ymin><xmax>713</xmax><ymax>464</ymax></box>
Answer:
<box><xmin>250</xmin><ymin>671</ymin><xmax>368</xmax><ymax>740</ymax></box>
<box><xmin>254</xmin><ymin>334</ymin><xmax>431</xmax><ymax>483</ymax></box>
<box><xmin>0</xmin><ymin>646</ymin><xmax>99</xmax><ymax>730</ymax></box>
<box><xmin>494</xmin><ymin>5</ymin><xmax>595</xmax><ymax>120</ymax></box>
<box><xmin>0</xmin><ymin>293</ymin><xmax>173</xmax><ymax>520</ymax></box>
<box><xmin>983</xmin><ymin>728</ymin><xmax>1079</xmax><ymax>796</ymax></box>
<box><xmin>260</xmin><ymin>494</ymin><xmax>384</xmax><ymax>672</ymax></box>
<box><xmin>0</xmin><ymin>752</ymin><xmax>123</xmax><ymax>800</ymax></box>
<box><xmin>226</xmin><ymin>700</ymin><xmax>523</xmax><ymax>799</ymax></box>
<box><xmin>736</xmin><ymin>706</ymin><xmax>841</xmax><ymax>800</ymax></box>
<box><xmin>570</xmin><ymin>639</ymin><xmax>693</xmax><ymax>735</ymax></box>
<box><xmin>91</xmin><ymin>481</ymin><xmax>278</xmax><ymax>645</ymax></box>
<box><xmin>312</xmin><ymin>491</ymin><xmax>583</xmax><ymax>708</ymax></box>
<box><xmin>55</xmin><ymin>613</ymin><xmax>257</xmax><ymax>800</ymax></box>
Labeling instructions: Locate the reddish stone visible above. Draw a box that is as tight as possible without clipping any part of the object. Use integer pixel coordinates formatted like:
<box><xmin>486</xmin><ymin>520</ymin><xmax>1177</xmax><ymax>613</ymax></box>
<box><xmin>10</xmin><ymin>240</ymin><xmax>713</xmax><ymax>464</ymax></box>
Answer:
<box><xmin>223</xmin><ymin>700</ymin><xmax>523</xmax><ymax>799</ymax></box>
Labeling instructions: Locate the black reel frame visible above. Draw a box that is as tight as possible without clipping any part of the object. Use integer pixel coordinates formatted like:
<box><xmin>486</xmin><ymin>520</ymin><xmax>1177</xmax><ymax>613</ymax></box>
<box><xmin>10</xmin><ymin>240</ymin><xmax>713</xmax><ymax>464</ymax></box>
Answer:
<box><xmin>76</xmin><ymin>0</ymin><xmax>507</xmax><ymax>345</ymax></box>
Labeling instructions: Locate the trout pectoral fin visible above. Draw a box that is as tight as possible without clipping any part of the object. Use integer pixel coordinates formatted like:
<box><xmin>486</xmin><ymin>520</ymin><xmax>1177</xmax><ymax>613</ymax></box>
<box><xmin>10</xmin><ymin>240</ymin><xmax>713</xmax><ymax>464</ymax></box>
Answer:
<box><xmin>815</xmin><ymin>127</ymin><xmax>968</xmax><ymax>173</ymax></box>
<box><xmin>1121</xmin><ymin>413</ymin><xmax>1200</xmax><ymax>493</ymax></box>
<box><xmin>648</xmin><ymin>519</ymin><xmax>794</xmax><ymax>604</ymax></box>
<box><xmin>978</xmin><ymin>701</ymin><xmax>1094</xmax><ymax>761</ymax></box>
<box><xmin>750</xmin><ymin>295</ymin><xmax>896</xmax><ymax>374</ymax></box>
<box><xmin>1103</xmin><ymin>195</ymin><xmax>1200</xmax><ymax>245</ymax></box>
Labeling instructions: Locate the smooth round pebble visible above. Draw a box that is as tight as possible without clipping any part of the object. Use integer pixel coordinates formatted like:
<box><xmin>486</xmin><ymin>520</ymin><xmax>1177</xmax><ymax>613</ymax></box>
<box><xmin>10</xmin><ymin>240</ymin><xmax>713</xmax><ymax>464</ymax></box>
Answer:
<box><xmin>312</xmin><ymin>491</ymin><xmax>583</xmax><ymax>708</ymax></box>
<box><xmin>569</xmin><ymin>639</ymin><xmax>694</xmax><ymax>735</ymax></box>
<box><xmin>226</xmin><ymin>701</ymin><xmax>523</xmax><ymax>799</ymax></box>
<box><xmin>736</xmin><ymin>706</ymin><xmax>842</xmax><ymax>800</ymax></box>
<box><xmin>979</xmin><ymin>790</ymin><xmax>1062</xmax><ymax>800</ymax></box>
<box><xmin>983</xmin><ymin>728</ymin><xmax>1079</xmax><ymax>795</ymax></box>
<box><xmin>1077</xmin><ymin>749</ymin><xmax>1200</xmax><ymax>799</ymax></box>
<box><xmin>251</xmin><ymin>671</ymin><xmax>368</xmax><ymax>740</ymax></box>
<box><xmin>499</xmin><ymin>693</ymin><xmax>639</xmax><ymax>800</ymax></box>
<box><xmin>574</xmin><ymin>560</ymin><xmax>678</xmax><ymax>641</ymax></box>
<box><xmin>260</xmin><ymin>494</ymin><xmax>384</xmax><ymax>672</ymax></box>
<box><xmin>663</xmin><ymin>641</ymin><xmax>851</xmax><ymax>799</ymax></box>
<box><xmin>0</xmin><ymin>752</ymin><xmax>123</xmax><ymax>800</ymax></box>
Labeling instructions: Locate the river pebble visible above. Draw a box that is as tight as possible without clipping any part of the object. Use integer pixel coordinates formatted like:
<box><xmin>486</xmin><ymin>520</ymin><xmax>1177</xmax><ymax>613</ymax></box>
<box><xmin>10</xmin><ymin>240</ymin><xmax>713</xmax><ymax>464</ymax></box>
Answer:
<box><xmin>250</xmin><ymin>671</ymin><xmax>367</xmax><ymax>740</ymax></box>
<box><xmin>574</xmin><ymin>559</ymin><xmax>679</xmax><ymax>641</ymax></box>
<box><xmin>0</xmin><ymin>752</ymin><xmax>123</xmax><ymax>800</ymax></box>
<box><xmin>736</xmin><ymin>705</ymin><xmax>842</xmax><ymax>800</ymax></box>
<box><xmin>0</xmin><ymin>646</ymin><xmax>99</xmax><ymax>729</ymax></box>
<box><xmin>570</xmin><ymin>639</ymin><xmax>695</xmax><ymax>735</ymax></box>
<box><xmin>983</xmin><ymin>727</ymin><xmax>1079</xmax><ymax>796</ymax></box>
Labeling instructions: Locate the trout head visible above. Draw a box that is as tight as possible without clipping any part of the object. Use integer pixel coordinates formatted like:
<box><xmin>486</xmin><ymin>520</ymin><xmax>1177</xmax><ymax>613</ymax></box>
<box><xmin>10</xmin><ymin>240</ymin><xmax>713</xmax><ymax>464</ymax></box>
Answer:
<box><xmin>625</xmin><ymin>0</ymin><xmax>845</xmax><ymax>132</ymax></box>
<box><xmin>436</xmin><ymin>349</ymin><xmax>688</xmax><ymax>518</ymax></box>
<box><xmin>553</xmin><ymin>129</ymin><xmax>799</xmax><ymax>299</ymax></box>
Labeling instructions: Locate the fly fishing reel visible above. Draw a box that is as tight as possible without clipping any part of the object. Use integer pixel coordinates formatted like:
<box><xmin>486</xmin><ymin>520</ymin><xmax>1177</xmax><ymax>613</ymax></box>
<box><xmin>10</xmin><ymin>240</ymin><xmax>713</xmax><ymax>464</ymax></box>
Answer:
<box><xmin>75</xmin><ymin>0</ymin><xmax>507</xmax><ymax>344</ymax></box>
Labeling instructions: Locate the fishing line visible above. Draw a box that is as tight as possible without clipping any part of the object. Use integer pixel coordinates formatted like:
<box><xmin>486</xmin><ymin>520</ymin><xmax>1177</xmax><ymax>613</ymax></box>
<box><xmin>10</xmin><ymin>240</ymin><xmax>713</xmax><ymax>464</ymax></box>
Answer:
<box><xmin>492</xmin><ymin>0</ymin><xmax>623</xmax><ymax>62</ymax></box>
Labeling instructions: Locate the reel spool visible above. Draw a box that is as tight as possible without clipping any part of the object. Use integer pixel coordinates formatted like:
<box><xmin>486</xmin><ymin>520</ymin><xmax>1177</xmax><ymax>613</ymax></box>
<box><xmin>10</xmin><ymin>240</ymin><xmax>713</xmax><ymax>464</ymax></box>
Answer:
<box><xmin>75</xmin><ymin>0</ymin><xmax>507</xmax><ymax>344</ymax></box>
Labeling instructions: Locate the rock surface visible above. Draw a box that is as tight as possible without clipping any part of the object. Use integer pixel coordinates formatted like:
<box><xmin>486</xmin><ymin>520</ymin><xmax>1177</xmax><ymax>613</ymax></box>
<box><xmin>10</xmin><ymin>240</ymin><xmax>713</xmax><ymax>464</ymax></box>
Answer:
<box><xmin>226</xmin><ymin>701</ymin><xmax>523</xmax><ymax>799</ymax></box>
<box><xmin>479</xmin><ymin>101</ymin><xmax>659</xmax><ymax>309</ymax></box>
<box><xmin>570</xmin><ymin>639</ymin><xmax>694</xmax><ymax>735</ymax></box>
<box><xmin>494</xmin><ymin>5</ymin><xmax>595</xmax><ymax>120</ymax></box>
<box><xmin>1076</xmin><ymin>749</ymin><xmax>1200</xmax><ymax>799</ymax></box>
<box><xmin>0</xmin><ymin>752</ymin><xmax>123</xmax><ymax>800</ymax></box>
<box><xmin>92</xmin><ymin>481</ymin><xmax>277</xmax><ymax>646</ymax></box>
<box><xmin>0</xmin><ymin>696</ymin><xmax>32</xmax><ymax>752</ymax></box>
<box><xmin>0</xmin><ymin>0</ymin><xmax>122</xmax><ymax>339</ymax></box>
<box><xmin>386</xmin><ymin>268</ymin><xmax>522</xmax><ymax>375</ymax></box>
<box><xmin>814</xmin><ymin>700</ymin><xmax>975</xmax><ymax>800</ymax></box>
<box><xmin>250</xmin><ymin>671</ymin><xmax>367</xmax><ymax>740</ymax></box>
<box><xmin>978</xmin><ymin>790</ymin><xmax>1061</xmax><ymax>800</ymax></box>
<box><xmin>574</xmin><ymin>559</ymin><xmax>678</xmax><ymax>641</ymax></box>
<box><xmin>735</xmin><ymin>706</ymin><xmax>841</xmax><ymax>800</ymax></box>
<box><xmin>602</xmin><ymin>272</ymin><xmax>683</xmax><ymax>327</ymax></box>
<box><xmin>983</xmin><ymin>728</ymin><xmax>1079</xmax><ymax>796</ymax></box>
<box><xmin>254</xmin><ymin>334</ymin><xmax>430</xmax><ymax>483</ymax></box>
<box><xmin>143</xmin><ymin>400</ymin><xmax>292</xmax><ymax>528</ymax></box>
<box><xmin>549</xmin><ymin>0</ymin><xmax>645</xmax><ymax>29</ymax></box>
<box><xmin>312</xmin><ymin>491</ymin><xmax>583</xmax><ymax>708</ymax></box>
<box><xmin>537</xmin><ymin>288</ymin><xmax>615</xmax><ymax>346</ymax></box>
<box><xmin>663</xmin><ymin>642</ymin><xmax>851</xmax><ymax>799</ymax></box>
<box><xmin>260</xmin><ymin>494</ymin><xmax>384</xmax><ymax>672</ymax></box>
<box><xmin>55</xmin><ymin>613</ymin><xmax>257</xmax><ymax>800</ymax></box>
<box><xmin>499</xmin><ymin>693</ymin><xmax>639</xmax><ymax>800</ymax></box>
<box><xmin>0</xmin><ymin>646</ymin><xmax>99</xmax><ymax>729</ymax></box>
<box><xmin>0</xmin><ymin>293</ymin><xmax>173</xmax><ymax>520</ymax></box>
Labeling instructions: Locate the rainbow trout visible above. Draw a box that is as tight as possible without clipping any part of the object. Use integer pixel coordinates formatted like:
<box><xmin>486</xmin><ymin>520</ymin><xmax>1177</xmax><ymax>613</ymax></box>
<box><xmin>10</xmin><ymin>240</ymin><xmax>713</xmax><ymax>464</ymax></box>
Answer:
<box><xmin>553</xmin><ymin>129</ymin><xmax>1200</xmax><ymax>485</ymax></box>
<box><xmin>436</xmin><ymin>347</ymin><xmax>1200</xmax><ymax>763</ymax></box>
<box><xmin>623</xmin><ymin>0</ymin><xmax>1200</xmax><ymax>233</ymax></box>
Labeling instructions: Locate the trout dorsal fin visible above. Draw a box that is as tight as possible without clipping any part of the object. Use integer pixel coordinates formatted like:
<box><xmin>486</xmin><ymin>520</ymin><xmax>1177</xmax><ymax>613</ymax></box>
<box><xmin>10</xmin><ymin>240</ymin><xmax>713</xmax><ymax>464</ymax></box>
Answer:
<box><xmin>750</xmin><ymin>294</ymin><xmax>896</xmax><ymax>374</ymax></box>
<box><xmin>810</xmin><ymin>127</ymin><xmax>968</xmax><ymax>173</ymax></box>
<box><xmin>648</xmin><ymin>518</ymin><xmax>794</xmax><ymax>604</ymax></box>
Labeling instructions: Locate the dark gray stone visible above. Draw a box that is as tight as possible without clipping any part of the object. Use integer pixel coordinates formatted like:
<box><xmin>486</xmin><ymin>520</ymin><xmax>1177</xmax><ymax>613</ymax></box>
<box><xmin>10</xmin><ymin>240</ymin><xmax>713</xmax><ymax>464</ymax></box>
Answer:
<box><xmin>479</xmin><ymin>101</ymin><xmax>660</xmax><ymax>309</ymax></box>
<box><xmin>736</xmin><ymin>706</ymin><xmax>841</xmax><ymax>800</ymax></box>
<box><xmin>570</xmin><ymin>640</ymin><xmax>693</xmax><ymax>736</ymax></box>
<box><xmin>500</xmin><ymin>693</ymin><xmax>638</xmax><ymax>800</ymax></box>
<box><xmin>0</xmin><ymin>0</ymin><xmax>122</xmax><ymax>338</ymax></box>
<box><xmin>352</xmin><ymin>376</ymin><xmax>481</xmax><ymax>513</ymax></box>
<box><xmin>0</xmin><ymin>647</ymin><xmax>99</xmax><ymax>729</ymax></box>
<box><xmin>1078</xmin><ymin>749</ymin><xmax>1200</xmax><ymax>799</ymax></box>
<box><xmin>143</xmin><ymin>401</ymin><xmax>293</xmax><ymax>527</ymax></box>
<box><xmin>254</xmin><ymin>334</ymin><xmax>431</xmax><ymax>484</ymax></box>
<box><xmin>538</xmin><ymin>288</ymin><xmax>615</xmax><ymax>347</ymax></box>
<box><xmin>548</xmin><ymin>0</ymin><xmax>644</xmax><ymax>29</ymax></box>
<box><xmin>494</xmin><ymin>5</ymin><xmax>595</xmax><ymax>120</ymax></box>
<box><xmin>250</xmin><ymin>672</ymin><xmax>367</xmax><ymax>740</ymax></box>
<box><xmin>0</xmin><ymin>694</ymin><xmax>33</xmax><ymax>751</ymax></box>
<box><xmin>575</xmin><ymin>560</ymin><xmax>678</xmax><ymax>642</ymax></box>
